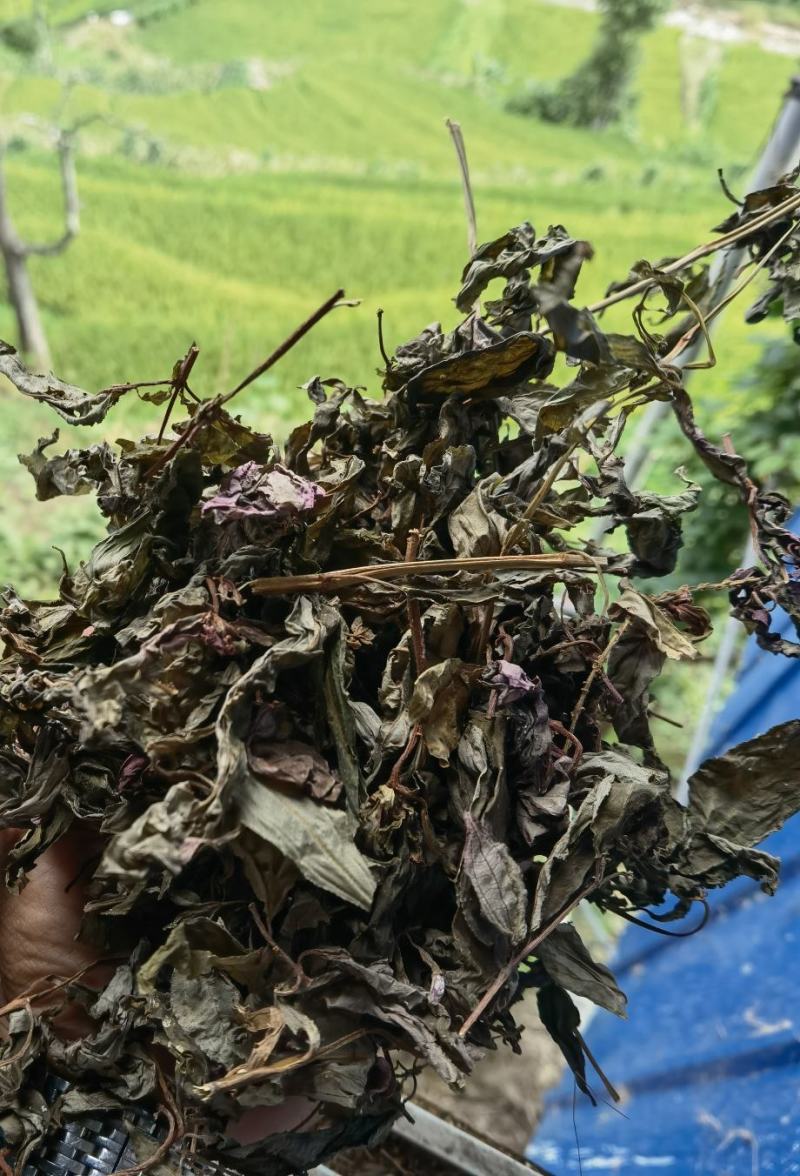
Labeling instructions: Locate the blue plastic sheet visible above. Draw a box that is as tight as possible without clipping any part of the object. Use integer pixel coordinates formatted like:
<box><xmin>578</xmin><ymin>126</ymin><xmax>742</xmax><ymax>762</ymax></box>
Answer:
<box><xmin>529</xmin><ymin>526</ymin><xmax>800</xmax><ymax>1175</ymax></box>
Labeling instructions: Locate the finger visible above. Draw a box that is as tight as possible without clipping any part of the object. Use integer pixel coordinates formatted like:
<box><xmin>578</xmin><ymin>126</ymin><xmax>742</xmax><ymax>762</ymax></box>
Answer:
<box><xmin>0</xmin><ymin>825</ymin><xmax>108</xmax><ymax>1039</ymax></box>
<box><xmin>0</xmin><ymin>825</ymin><xmax>22</xmax><ymax>866</ymax></box>
<box><xmin>227</xmin><ymin>1097</ymin><xmax>318</xmax><ymax>1144</ymax></box>
<box><xmin>0</xmin><ymin>825</ymin><xmax>23</xmax><ymax>1030</ymax></box>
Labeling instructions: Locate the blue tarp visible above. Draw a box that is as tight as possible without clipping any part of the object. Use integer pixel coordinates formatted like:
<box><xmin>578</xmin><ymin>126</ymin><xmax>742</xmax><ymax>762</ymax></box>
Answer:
<box><xmin>529</xmin><ymin>525</ymin><xmax>800</xmax><ymax>1175</ymax></box>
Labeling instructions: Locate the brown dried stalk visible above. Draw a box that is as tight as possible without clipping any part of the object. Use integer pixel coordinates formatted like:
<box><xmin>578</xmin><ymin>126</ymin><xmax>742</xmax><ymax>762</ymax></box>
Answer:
<box><xmin>445</xmin><ymin>118</ymin><xmax>478</xmax><ymax>259</ymax></box>
<box><xmin>248</xmin><ymin>552</ymin><xmax>606</xmax><ymax>596</ymax></box>
<box><xmin>224</xmin><ymin>287</ymin><xmax>345</xmax><ymax>403</ymax></box>
<box><xmin>196</xmin><ymin>1027</ymin><xmax>377</xmax><ymax>1098</ymax></box>
<box><xmin>148</xmin><ymin>289</ymin><xmax>346</xmax><ymax>477</ymax></box>
<box><xmin>114</xmin><ymin>1068</ymin><xmax>181</xmax><ymax>1176</ymax></box>
<box><xmin>0</xmin><ymin>955</ymin><xmax>126</xmax><ymax>1023</ymax></box>
<box><xmin>459</xmin><ymin>859</ymin><xmax>606</xmax><ymax>1037</ymax></box>
<box><xmin>589</xmin><ymin>189</ymin><xmax>800</xmax><ymax>316</ymax></box>
<box><xmin>405</xmin><ymin>529</ymin><xmax>427</xmax><ymax>673</ymax></box>
<box><xmin>157</xmin><ymin>342</ymin><xmax>200</xmax><ymax>443</ymax></box>
<box><xmin>569</xmin><ymin>617</ymin><xmax>631</xmax><ymax>733</ymax></box>
<box><xmin>663</xmin><ymin>216</ymin><xmax>799</xmax><ymax>365</ymax></box>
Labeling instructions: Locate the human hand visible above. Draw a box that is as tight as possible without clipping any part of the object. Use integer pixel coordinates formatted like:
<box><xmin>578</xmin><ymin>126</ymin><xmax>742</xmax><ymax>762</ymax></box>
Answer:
<box><xmin>0</xmin><ymin>826</ymin><xmax>315</xmax><ymax>1149</ymax></box>
<box><xmin>0</xmin><ymin>825</ymin><xmax>107</xmax><ymax>1039</ymax></box>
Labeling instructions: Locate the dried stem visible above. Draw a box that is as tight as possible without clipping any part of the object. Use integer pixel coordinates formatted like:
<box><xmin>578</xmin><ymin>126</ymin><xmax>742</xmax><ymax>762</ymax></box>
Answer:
<box><xmin>225</xmin><ymin>288</ymin><xmax>345</xmax><ymax>403</ymax></box>
<box><xmin>472</xmin><ymin>597</ymin><xmax>497</xmax><ymax>663</ymax></box>
<box><xmin>550</xmin><ymin>718</ymin><xmax>583</xmax><ymax>764</ymax></box>
<box><xmin>589</xmin><ymin>190</ymin><xmax>800</xmax><ymax>316</ymax></box>
<box><xmin>576</xmin><ymin>1027</ymin><xmax>620</xmax><ymax>1103</ymax></box>
<box><xmin>158</xmin><ymin>342</ymin><xmax>199</xmax><ymax>443</ymax></box>
<box><xmin>249</xmin><ymin>902</ymin><xmax>306</xmax><ymax>988</ymax></box>
<box><xmin>147</xmin><ymin>401</ymin><xmax>217</xmax><ymax>477</ymax></box>
<box><xmin>445</xmin><ymin>118</ymin><xmax>478</xmax><ymax>258</ymax></box>
<box><xmin>717</xmin><ymin>167</ymin><xmax>744</xmax><ymax>207</ymax></box>
<box><xmin>147</xmin><ymin>289</ymin><xmax>347</xmax><ymax>478</ymax></box>
<box><xmin>648</xmin><ymin>708</ymin><xmax>684</xmax><ymax>728</ymax></box>
<box><xmin>114</xmin><ymin>1069</ymin><xmax>181</xmax><ymax>1176</ymax></box>
<box><xmin>0</xmin><ymin>955</ymin><xmax>125</xmax><ymax>1022</ymax></box>
<box><xmin>376</xmin><ymin>307</ymin><xmax>392</xmax><ymax>368</ymax></box>
<box><xmin>196</xmin><ymin>1027</ymin><xmax>375</xmax><ymax>1098</ymax></box>
<box><xmin>389</xmin><ymin>723</ymin><xmax>423</xmax><ymax>793</ymax></box>
<box><xmin>109</xmin><ymin>378</ymin><xmax>173</xmax><ymax>393</ymax></box>
<box><xmin>248</xmin><ymin>552</ymin><xmax>606</xmax><ymax>597</ymax></box>
<box><xmin>405</xmin><ymin>529</ymin><xmax>427</xmax><ymax>673</ymax></box>
<box><xmin>569</xmin><ymin>617</ymin><xmax>631</xmax><ymax>733</ymax></box>
<box><xmin>501</xmin><ymin>443</ymin><xmax>579</xmax><ymax>555</ymax></box>
<box><xmin>459</xmin><ymin>860</ymin><xmax>605</xmax><ymax>1037</ymax></box>
<box><xmin>663</xmin><ymin>217</ymin><xmax>799</xmax><ymax>365</ymax></box>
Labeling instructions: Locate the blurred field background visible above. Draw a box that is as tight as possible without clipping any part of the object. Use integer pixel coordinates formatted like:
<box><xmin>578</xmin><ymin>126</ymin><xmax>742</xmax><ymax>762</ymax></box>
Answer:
<box><xmin>1</xmin><ymin>0</ymin><xmax>799</xmax><ymax>770</ymax></box>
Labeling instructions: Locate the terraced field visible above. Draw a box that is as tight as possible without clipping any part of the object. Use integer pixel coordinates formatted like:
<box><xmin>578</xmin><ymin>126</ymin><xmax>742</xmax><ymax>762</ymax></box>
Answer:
<box><xmin>0</xmin><ymin>0</ymin><xmax>794</xmax><ymax>591</ymax></box>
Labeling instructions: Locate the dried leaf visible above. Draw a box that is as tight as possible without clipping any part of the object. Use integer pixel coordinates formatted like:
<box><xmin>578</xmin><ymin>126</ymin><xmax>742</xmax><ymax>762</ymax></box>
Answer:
<box><xmin>537</xmin><ymin>924</ymin><xmax>627</xmax><ymax>1017</ymax></box>
<box><xmin>407</xmin><ymin>658</ymin><xmax>480</xmax><ymax>763</ymax></box>
<box><xmin>459</xmin><ymin>813</ymin><xmax>529</xmax><ymax>950</ymax></box>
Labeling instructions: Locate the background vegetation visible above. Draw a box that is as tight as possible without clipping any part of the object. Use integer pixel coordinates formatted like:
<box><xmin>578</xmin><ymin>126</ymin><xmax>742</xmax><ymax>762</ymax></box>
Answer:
<box><xmin>1</xmin><ymin>0</ymin><xmax>799</xmax><ymax>767</ymax></box>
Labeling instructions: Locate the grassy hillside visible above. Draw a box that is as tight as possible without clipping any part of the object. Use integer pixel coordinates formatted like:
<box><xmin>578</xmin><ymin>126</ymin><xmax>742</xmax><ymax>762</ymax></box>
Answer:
<box><xmin>0</xmin><ymin>0</ymin><xmax>794</xmax><ymax>594</ymax></box>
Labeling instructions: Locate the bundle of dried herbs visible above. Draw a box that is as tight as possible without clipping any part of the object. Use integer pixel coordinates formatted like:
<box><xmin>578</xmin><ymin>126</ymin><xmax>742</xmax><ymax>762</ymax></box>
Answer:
<box><xmin>2</xmin><ymin>175</ymin><xmax>800</xmax><ymax>1175</ymax></box>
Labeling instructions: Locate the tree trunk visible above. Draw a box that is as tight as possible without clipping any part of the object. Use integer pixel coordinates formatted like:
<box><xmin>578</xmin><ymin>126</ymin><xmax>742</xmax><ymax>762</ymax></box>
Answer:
<box><xmin>0</xmin><ymin>241</ymin><xmax>51</xmax><ymax>370</ymax></box>
<box><xmin>511</xmin><ymin>0</ymin><xmax>668</xmax><ymax>129</ymax></box>
<box><xmin>0</xmin><ymin>140</ymin><xmax>78</xmax><ymax>372</ymax></box>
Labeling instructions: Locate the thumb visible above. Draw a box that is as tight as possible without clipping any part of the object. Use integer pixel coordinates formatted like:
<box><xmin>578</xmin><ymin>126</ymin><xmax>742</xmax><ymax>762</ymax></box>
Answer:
<box><xmin>0</xmin><ymin>825</ymin><xmax>107</xmax><ymax>1038</ymax></box>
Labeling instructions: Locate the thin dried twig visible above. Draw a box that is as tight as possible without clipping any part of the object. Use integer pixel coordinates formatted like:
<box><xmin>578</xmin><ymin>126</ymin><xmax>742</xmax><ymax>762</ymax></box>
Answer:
<box><xmin>459</xmin><ymin>860</ymin><xmax>606</xmax><ymax>1037</ymax></box>
<box><xmin>107</xmin><ymin>379</ymin><xmax>174</xmax><ymax>393</ymax></box>
<box><xmin>569</xmin><ymin>618</ymin><xmax>631</xmax><ymax>733</ymax></box>
<box><xmin>249</xmin><ymin>903</ymin><xmax>306</xmax><ymax>988</ymax></box>
<box><xmin>445</xmin><ymin>118</ymin><xmax>478</xmax><ymax>258</ymax></box>
<box><xmin>717</xmin><ymin>167</ymin><xmax>744</xmax><ymax>207</ymax></box>
<box><xmin>669</xmin><ymin>286</ymin><xmax>716</xmax><ymax>371</ymax></box>
<box><xmin>114</xmin><ymin>1068</ymin><xmax>181</xmax><ymax>1176</ymax></box>
<box><xmin>376</xmin><ymin>307</ymin><xmax>392</xmax><ymax>368</ymax></box>
<box><xmin>195</xmin><ymin>1027</ymin><xmax>378</xmax><ymax>1098</ymax></box>
<box><xmin>648</xmin><ymin>708</ymin><xmax>684</xmax><ymax>729</ymax></box>
<box><xmin>388</xmin><ymin>724</ymin><xmax>423</xmax><ymax>794</ymax></box>
<box><xmin>0</xmin><ymin>955</ymin><xmax>125</xmax><ymax>1022</ymax></box>
<box><xmin>157</xmin><ymin>342</ymin><xmax>199</xmax><ymax>443</ymax></box>
<box><xmin>472</xmin><ymin>596</ymin><xmax>497</xmax><ymax>663</ymax></box>
<box><xmin>224</xmin><ymin>288</ymin><xmax>345</xmax><ymax>403</ymax></box>
<box><xmin>664</xmin><ymin>217</ymin><xmax>799</xmax><ymax>365</ymax></box>
<box><xmin>576</xmin><ymin>1027</ymin><xmax>620</xmax><ymax>1103</ymax></box>
<box><xmin>147</xmin><ymin>289</ymin><xmax>346</xmax><ymax>478</ymax></box>
<box><xmin>247</xmin><ymin>552</ymin><xmax>607</xmax><ymax>596</ymax></box>
<box><xmin>589</xmin><ymin>190</ymin><xmax>800</xmax><ymax>316</ymax></box>
<box><xmin>405</xmin><ymin>529</ymin><xmax>427</xmax><ymax>673</ymax></box>
<box><xmin>501</xmin><ymin>444</ymin><xmax>579</xmax><ymax>555</ymax></box>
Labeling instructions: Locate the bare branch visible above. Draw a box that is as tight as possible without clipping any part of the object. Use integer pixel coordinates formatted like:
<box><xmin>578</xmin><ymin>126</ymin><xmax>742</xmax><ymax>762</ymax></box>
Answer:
<box><xmin>0</xmin><ymin>147</ymin><xmax>27</xmax><ymax>258</ymax></box>
<box><xmin>23</xmin><ymin>128</ymin><xmax>80</xmax><ymax>257</ymax></box>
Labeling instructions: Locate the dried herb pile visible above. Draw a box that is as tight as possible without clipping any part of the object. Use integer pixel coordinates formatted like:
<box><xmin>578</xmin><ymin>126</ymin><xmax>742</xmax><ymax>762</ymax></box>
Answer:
<box><xmin>3</xmin><ymin>177</ymin><xmax>800</xmax><ymax>1175</ymax></box>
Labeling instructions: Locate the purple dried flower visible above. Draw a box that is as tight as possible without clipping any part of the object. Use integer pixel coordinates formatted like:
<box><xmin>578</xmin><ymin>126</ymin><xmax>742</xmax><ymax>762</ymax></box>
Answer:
<box><xmin>202</xmin><ymin>461</ymin><xmax>324</xmax><ymax>522</ymax></box>
<box><xmin>482</xmin><ymin>659</ymin><xmax>538</xmax><ymax>706</ymax></box>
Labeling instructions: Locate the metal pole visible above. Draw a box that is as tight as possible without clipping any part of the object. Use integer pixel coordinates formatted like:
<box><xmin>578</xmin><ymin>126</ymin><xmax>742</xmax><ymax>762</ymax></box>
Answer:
<box><xmin>392</xmin><ymin>1102</ymin><xmax>550</xmax><ymax>1175</ymax></box>
<box><xmin>311</xmin><ymin>1100</ymin><xmax>552</xmax><ymax>1175</ymax></box>
<box><xmin>620</xmin><ymin>75</ymin><xmax>800</xmax><ymax>490</ymax></box>
<box><xmin>676</xmin><ymin>533</ymin><xmax>756</xmax><ymax>800</ymax></box>
<box><xmin>671</xmin><ymin>78</ymin><xmax>800</xmax><ymax>794</ymax></box>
